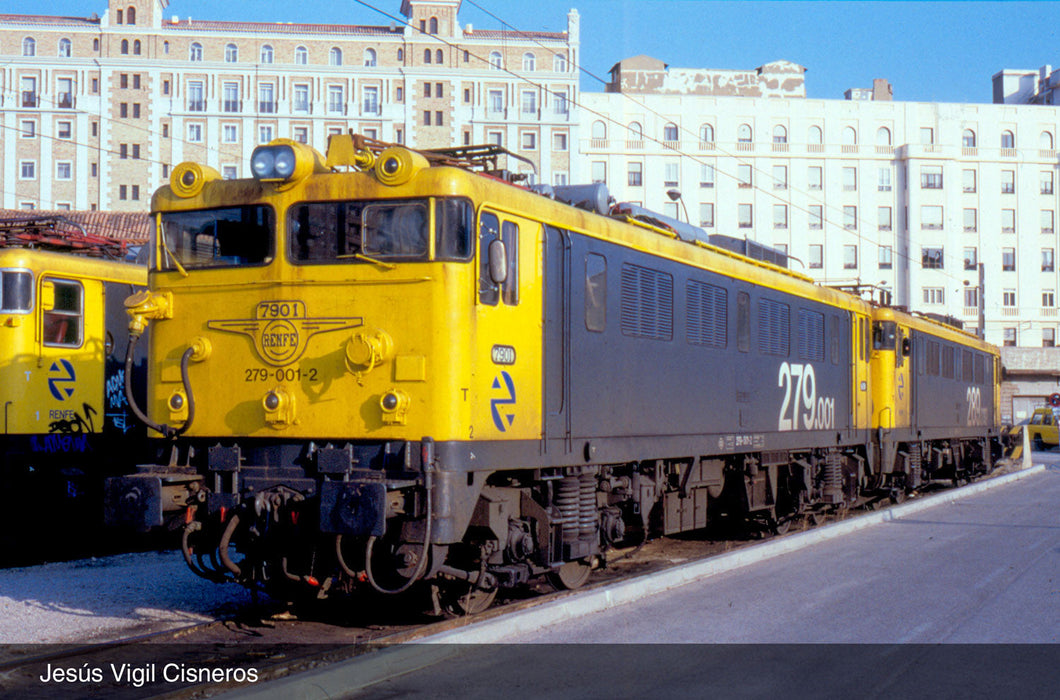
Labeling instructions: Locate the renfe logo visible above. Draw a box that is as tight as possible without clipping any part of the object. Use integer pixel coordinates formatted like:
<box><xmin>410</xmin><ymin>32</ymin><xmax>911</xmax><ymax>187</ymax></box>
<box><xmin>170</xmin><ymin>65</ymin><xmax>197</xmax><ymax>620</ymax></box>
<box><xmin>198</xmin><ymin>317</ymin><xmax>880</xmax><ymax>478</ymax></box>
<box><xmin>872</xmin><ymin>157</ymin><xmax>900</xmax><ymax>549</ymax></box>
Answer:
<box><xmin>48</xmin><ymin>359</ymin><xmax>76</xmax><ymax>400</ymax></box>
<box><xmin>490</xmin><ymin>371</ymin><xmax>516</xmax><ymax>432</ymax></box>
<box><xmin>208</xmin><ymin>301</ymin><xmax>362</xmax><ymax>366</ymax></box>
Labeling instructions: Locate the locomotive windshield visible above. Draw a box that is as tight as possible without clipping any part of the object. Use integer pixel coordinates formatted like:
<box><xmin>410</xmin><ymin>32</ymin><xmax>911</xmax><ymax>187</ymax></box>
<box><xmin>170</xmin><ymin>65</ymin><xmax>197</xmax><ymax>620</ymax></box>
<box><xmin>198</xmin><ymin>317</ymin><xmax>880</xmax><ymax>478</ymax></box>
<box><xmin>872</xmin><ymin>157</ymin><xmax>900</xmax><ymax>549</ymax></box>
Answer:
<box><xmin>289</xmin><ymin>197</ymin><xmax>473</xmax><ymax>264</ymax></box>
<box><xmin>159</xmin><ymin>206</ymin><xmax>274</xmax><ymax>270</ymax></box>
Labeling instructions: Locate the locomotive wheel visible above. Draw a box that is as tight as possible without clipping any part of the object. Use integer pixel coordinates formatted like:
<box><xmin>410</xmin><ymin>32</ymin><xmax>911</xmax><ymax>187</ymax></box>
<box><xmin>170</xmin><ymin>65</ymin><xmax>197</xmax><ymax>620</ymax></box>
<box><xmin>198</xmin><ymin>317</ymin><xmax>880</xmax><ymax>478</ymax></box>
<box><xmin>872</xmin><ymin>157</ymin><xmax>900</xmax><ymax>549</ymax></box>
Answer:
<box><xmin>547</xmin><ymin>559</ymin><xmax>592</xmax><ymax>591</ymax></box>
<box><xmin>805</xmin><ymin>511</ymin><xmax>825</xmax><ymax>527</ymax></box>
<box><xmin>442</xmin><ymin>581</ymin><xmax>498</xmax><ymax>616</ymax></box>
<box><xmin>772</xmin><ymin>516</ymin><xmax>792</xmax><ymax>535</ymax></box>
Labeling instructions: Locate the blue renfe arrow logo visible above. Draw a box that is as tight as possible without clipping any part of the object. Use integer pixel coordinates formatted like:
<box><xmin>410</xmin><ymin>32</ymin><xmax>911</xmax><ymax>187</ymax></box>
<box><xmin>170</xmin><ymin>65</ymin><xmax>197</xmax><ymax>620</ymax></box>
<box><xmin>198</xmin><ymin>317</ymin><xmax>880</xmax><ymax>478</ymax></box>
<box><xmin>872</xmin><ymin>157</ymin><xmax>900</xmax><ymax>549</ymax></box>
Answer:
<box><xmin>490</xmin><ymin>371</ymin><xmax>516</xmax><ymax>432</ymax></box>
<box><xmin>48</xmin><ymin>359</ymin><xmax>76</xmax><ymax>401</ymax></box>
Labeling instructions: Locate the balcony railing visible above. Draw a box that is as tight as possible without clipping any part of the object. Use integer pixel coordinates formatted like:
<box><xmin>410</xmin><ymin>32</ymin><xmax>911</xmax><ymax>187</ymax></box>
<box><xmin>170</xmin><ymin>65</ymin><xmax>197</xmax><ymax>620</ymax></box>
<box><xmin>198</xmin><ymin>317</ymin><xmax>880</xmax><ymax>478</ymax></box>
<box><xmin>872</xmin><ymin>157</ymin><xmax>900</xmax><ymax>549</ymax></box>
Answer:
<box><xmin>56</xmin><ymin>92</ymin><xmax>74</xmax><ymax>109</ymax></box>
<box><xmin>259</xmin><ymin>101</ymin><xmax>277</xmax><ymax>114</ymax></box>
<box><xmin>736</xmin><ymin>142</ymin><xmax>755</xmax><ymax>152</ymax></box>
<box><xmin>698</xmin><ymin>140</ymin><xmax>715</xmax><ymax>150</ymax></box>
<box><xmin>222</xmin><ymin>100</ymin><xmax>241</xmax><ymax>113</ymax></box>
<box><xmin>21</xmin><ymin>91</ymin><xmax>37</xmax><ymax>107</ymax></box>
<box><xmin>187</xmin><ymin>100</ymin><xmax>205</xmax><ymax>112</ymax></box>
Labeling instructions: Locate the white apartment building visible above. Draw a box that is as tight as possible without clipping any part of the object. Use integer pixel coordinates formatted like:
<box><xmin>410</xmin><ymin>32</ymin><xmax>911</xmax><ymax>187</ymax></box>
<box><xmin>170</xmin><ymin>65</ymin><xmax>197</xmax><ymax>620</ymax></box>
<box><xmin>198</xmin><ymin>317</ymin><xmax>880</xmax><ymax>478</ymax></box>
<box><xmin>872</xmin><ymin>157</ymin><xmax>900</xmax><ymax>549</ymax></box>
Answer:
<box><xmin>578</xmin><ymin>56</ymin><xmax>1060</xmax><ymax>366</ymax></box>
<box><xmin>0</xmin><ymin>0</ymin><xmax>579</xmax><ymax>211</ymax></box>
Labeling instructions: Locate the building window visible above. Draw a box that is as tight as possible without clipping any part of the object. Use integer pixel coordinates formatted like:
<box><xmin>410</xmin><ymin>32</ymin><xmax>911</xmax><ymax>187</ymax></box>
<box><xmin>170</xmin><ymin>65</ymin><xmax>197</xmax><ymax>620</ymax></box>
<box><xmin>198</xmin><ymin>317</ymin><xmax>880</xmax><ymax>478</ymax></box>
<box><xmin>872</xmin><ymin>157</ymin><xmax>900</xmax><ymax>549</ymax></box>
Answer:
<box><xmin>222</xmin><ymin>166</ymin><xmax>237</xmax><ymax>180</ymax></box>
<box><xmin>57</xmin><ymin>121</ymin><xmax>72</xmax><ymax>139</ymax></box>
<box><xmin>120</xmin><ymin>39</ymin><xmax>129</xmax><ymax>55</ymax></box>
<box><xmin>488</xmin><ymin>89</ymin><xmax>504</xmax><ymax>113</ymax></box>
<box><xmin>808</xmin><ymin>166</ymin><xmax>822</xmax><ymax>190</ymax></box>
<box><xmin>1045</xmin><ymin>291</ymin><xmax>1056</xmax><ymax>308</ymax></box>
<box><xmin>964</xmin><ymin>208</ymin><xmax>977</xmax><ymax>232</ymax></box>
<box><xmin>131</xmin><ymin>185</ymin><xmax>140</xmax><ymax>201</ymax></box>
<box><xmin>436</xmin><ymin>49</ymin><xmax>443</xmax><ymax>63</ymax></box>
<box><xmin>119</xmin><ymin>185</ymin><xmax>127</xmax><ymax>200</ymax></box>
<box><xmin>294</xmin><ymin>84</ymin><xmax>310</xmax><ymax>112</ymax></box>
<box><xmin>221</xmin><ymin>124</ymin><xmax>237</xmax><ymax>143</ymax></box>
<box><xmin>920</xmin><ymin>127</ymin><xmax>934</xmax><ymax>145</ymax></box>
<box><xmin>1043</xmin><ymin>131</ymin><xmax>1055</xmax><ymax>150</ymax></box>
<box><xmin>738</xmin><ymin>204</ymin><xmax>753</xmax><ymax>229</ymax></box>
<box><xmin>523</xmin><ymin>52</ymin><xmax>536</xmax><ymax>71</ymax></box>
<box><xmin>877</xmin><ymin>126</ymin><xmax>892</xmax><ymax>146</ymax></box>
<box><xmin>737</xmin><ymin>124</ymin><xmax>752</xmax><ymax>142</ymax></box>
<box><xmin>328</xmin><ymin>85</ymin><xmax>344</xmax><ymax>114</ymax></box>
<box><xmin>521</xmin><ymin>131</ymin><xmax>536</xmax><ymax>150</ymax></box>
<box><xmin>553</xmin><ymin>91</ymin><xmax>569</xmax><ymax>115</ymax></box>
<box><xmin>922</xmin><ymin>287</ymin><xmax>944</xmax><ymax>305</ymax></box>
<box><xmin>700</xmin><ymin>124</ymin><xmax>714</xmax><ymax>143</ymax></box>
<box><xmin>962</xmin><ymin>169</ymin><xmax>976</xmax><ymax>193</ymax></box>
<box><xmin>843</xmin><ymin>205</ymin><xmax>857</xmax><ymax>230</ymax></box>
<box><xmin>878</xmin><ymin>206</ymin><xmax>892</xmax><ymax>231</ymax></box>
<box><xmin>429</xmin><ymin>16</ymin><xmax>439</xmax><ymax>34</ymax></box>
<box><xmin>842</xmin><ymin>126</ymin><xmax>857</xmax><ymax>145</ymax></box>
<box><xmin>1002</xmin><ymin>209</ymin><xmax>1016</xmax><ymax>233</ymax></box>
<box><xmin>808</xmin><ymin>125</ymin><xmax>822</xmax><ymax>144</ymax></box>
<box><xmin>553</xmin><ymin>132</ymin><xmax>568</xmax><ymax>151</ymax></box>
<box><xmin>1042</xmin><ymin>171</ymin><xmax>1055</xmax><ymax>195</ymax></box>
<box><xmin>58</xmin><ymin>38</ymin><xmax>71</xmax><ymax>57</ymax></box>
<box><xmin>922</xmin><ymin>247</ymin><xmax>944</xmax><ymax>269</ymax></box>
<box><xmin>1043</xmin><ymin>248</ymin><xmax>1055</xmax><ymax>272</ymax></box>
<box><xmin>772</xmin><ymin>125</ymin><xmax>788</xmax><ymax>144</ymax></box>
<box><xmin>663</xmin><ymin>123</ymin><xmax>679</xmax><ymax>142</ymax></box>
<box><xmin>55</xmin><ymin>162</ymin><xmax>72</xmax><ymax>180</ymax></box>
<box><xmin>23</xmin><ymin>36</ymin><xmax>36</xmax><ymax>57</ymax></box>
<box><xmin>1003</xmin><ymin>328</ymin><xmax>1016</xmax><ymax>347</ymax></box>
<box><xmin>1044</xmin><ymin>328</ymin><xmax>1056</xmax><ymax>348</ymax></box>
<box><xmin>187</xmin><ymin>81</ymin><xmax>205</xmax><ymax>111</ymax></box>
<box><xmin>878</xmin><ymin>167</ymin><xmax>892</xmax><ymax>192</ymax></box>
<box><xmin>363</xmin><ymin>48</ymin><xmax>376</xmax><ymax>67</ymax></box>
<box><xmin>190</xmin><ymin>42</ymin><xmax>202</xmax><ymax>61</ymax></box>
<box><xmin>256</xmin><ymin>44</ymin><xmax>272</xmax><ymax>64</ymax></box>
<box><xmin>591</xmin><ymin>161</ymin><xmax>606</xmax><ymax>184</ymax></box>
<box><xmin>134</xmin><ymin>39</ymin><xmax>142</xmax><ymax>54</ymax></box>
<box><xmin>773</xmin><ymin>165</ymin><xmax>787</xmax><ymax>189</ymax></box>
<box><xmin>1042</xmin><ymin>210</ymin><xmax>1055</xmax><ymax>234</ymax></box>
<box><xmin>964</xmin><ymin>287</ymin><xmax>979</xmax><ymax>308</ymax></box>
<box><xmin>809</xmin><ymin>205</ymin><xmax>823</xmax><ymax>230</ymax></box>
<box><xmin>1002</xmin><ymin>247</ymin><xmax>1016</xmax><ymax>271</ymax></box>
<box><xmin>700</xmin><ymin>164</ymin><xmax>715</xmax><ymax>188</ymax></box>
<box><xmin>809</xmin><ymin>244</ymin><xmax>823</xmax><ymax>269</ymax></box>
<box><xmin>963</xmin><ymin>129</ymin><xmax>976</xmax><ymax>147</ymax></box>
<box><xmin>259</xmin><ymin>125</ymin><xmax>273</xmax><ymax>143</ymax></box>
<box><xmin>296</xmin><ymin>46</ymin><xmax>308</xmax><ymax>64</ymax></box>
<box><xmin>362</xmin><ymin>86</ymin><xmax>379</xmax><ymax>114</ymax></box>
<box><xmin>521</xmin><ymin>91</ymin><xmax>536</xmax><ymax>115</ymax></box>
<box><xmin>19</xmin><ymin>120</ymin><xmax>35</xmax><ymax>138</ymax></box>
<box><xmin>738</xmin><ymin>164</ymin><xmax>752</xmax><ymax>188</ymax></box>
<box><xmin>921</xmin><ymin>205</ymin><xmax>943</xmax><ymax>230</ymax></box>
<box><xmin>330</xmin><ymin>47</ymin><xmax>342</xmax><ymax>66</ymax></box>
<box><xmin>628</xmin><ymin>162</ymin><xmax>642</xmax><ymax>187</ymax></box>
<box><xmin>19</xmin><ymin>161</ymin><xmax>35</xmax><ymax>180</ymax></box>
<box><xmin>774</xmin><ymin>205</ymin><xmax>788</xmax><ymax>229</ymax></box>
<box><xmin>1001</xmin><ymin>170</ymin><xmax>1015</xmax><ymax>194</ymax></box>
<box><xmin>1003</xmin><ymin>289</ymin><xmax>1017</xmax><ymax>307</ymax></box>
<box><xmin>843</xmin><ymin>245</ymin><xmax>858</xmax><ymax>269</ymax></box>
<box><xmin>225</xmin><ymin>43</ymin><xmax>238</xmax><ymax>62</ymax></box>
<box><xmin>132</xmin><ymin>144</ymin><xmax>140</xmax><ymax>159</ymax></box>
<box><xmin>120</xmin><ymin>103</ymin><xmax>129</xmax><ymax>118</ymax></box>
<box><xmin>223</xmin><ymin>82</ymin><xmax>240</xmax><ymax>112</ymax></box>
<box><xmin>842</xmin><ymin>166</ymin><xmax>857</xmax><ymax>191</ymax></box>
<box><xmin>554</xmin><ymin>54</ymin><xmax>567</xmax><ymax>72</ymax></box>
<box><xmin>187</xmin><ymin>123</ymin><xmax>203</xmax><ymax>142</ymax></box>
<box><xmin>293</xmin><ymin>127</ymin><xmax>308</xmax><ymax>144</ymax></box>
<box><xmin>700</xmin><ymin>203</ymin><xmax>715</xmax><ymax>228</ymax></box>
<box><xmin>1001</xmin><ymin>130</ymin><xmax>1015</xmax><ymax>148</ymax></box>
<box><xmin>488</xmin><ymin>131</ymin><xmax>503</xmax><ymax>147</ymax></box>
<box><xmin>489</xmin><ymin>51</ymin><xmax>502</xmax><ymax>70</ymax></box>
<box><xmin>964</xmin><ymin>247</ymin><xmax>978</xmax><ymax>271</ymax></box>
<box><xmin>879</xmin><ymin>245</ymin><xmax>893</xmax><ymax>270</ymax></box>
<box><xmin>664</xmin><ymin>162</ymin><xmax>680</xmax><ymax>187</ymax></box>
<box><xmin>133</xmin><ymin>74</ymin><xmax>140</xmax><ymax>89</ymax></box>
<box><xmin>921</xmin><ymin>165</ymin><xmax>943</xmax><ymax>189</ymax></box>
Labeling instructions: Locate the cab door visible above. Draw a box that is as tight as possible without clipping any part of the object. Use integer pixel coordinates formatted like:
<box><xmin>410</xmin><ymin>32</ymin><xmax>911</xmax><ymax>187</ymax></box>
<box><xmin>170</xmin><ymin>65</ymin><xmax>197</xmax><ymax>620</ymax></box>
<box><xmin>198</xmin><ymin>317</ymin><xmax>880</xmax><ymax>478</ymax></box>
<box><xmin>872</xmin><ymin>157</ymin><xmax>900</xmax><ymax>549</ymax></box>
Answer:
<box><xmin>853</xmin><ymin>313</ymin><xmax>871</xmax><ymax>430</ymax></box>
<box><xmin>35</xmin><ymin>275</ymin><xmax>105</xmax><ymax>438</ymax></box>
<box><xmin>470</xmin><ymin>208</ymin><xmax>543</xmax><ymax>445</ymax></box>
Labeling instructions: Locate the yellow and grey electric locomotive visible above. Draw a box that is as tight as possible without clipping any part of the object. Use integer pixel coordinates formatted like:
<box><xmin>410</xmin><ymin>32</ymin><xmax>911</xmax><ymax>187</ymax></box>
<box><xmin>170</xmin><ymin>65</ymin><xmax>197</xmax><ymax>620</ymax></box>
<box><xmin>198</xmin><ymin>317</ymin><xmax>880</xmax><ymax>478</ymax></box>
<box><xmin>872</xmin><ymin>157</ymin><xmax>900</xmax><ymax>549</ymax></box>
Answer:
<box><xmin>0</xmin><ymin>229</ymin><xmax>147</xmax><ymax>564</ymax></box>
<box><xmin>107</xmin><ymin>136</ymin><xmax>1003</xmax><ymax>611</ymax></box>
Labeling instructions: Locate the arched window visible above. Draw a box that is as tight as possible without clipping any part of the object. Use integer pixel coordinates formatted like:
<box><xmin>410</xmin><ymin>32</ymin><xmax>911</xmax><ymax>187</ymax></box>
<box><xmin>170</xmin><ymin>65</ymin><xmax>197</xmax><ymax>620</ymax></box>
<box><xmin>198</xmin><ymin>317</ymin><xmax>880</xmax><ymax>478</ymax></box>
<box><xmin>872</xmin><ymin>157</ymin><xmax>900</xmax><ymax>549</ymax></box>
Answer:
<box><xmin>663</xmin><ymin>123</ymin><xmax>679</xmax><ymax>141</ymax></box>
<box><xmin>523</xmin><ymin>52</ymin><xmax>536</xmax><ymax>71</ymax></box>
<box><xmin>962</xmin><ymin>129</ymin><xmax>976</xmax><ymax>147</ymax></box>
<box><xmin>133</xmin><ymin>39</ymin><xmax>141</xmax><ymax>55</ymax></box>
<box><xmin>424</xmin><ymin>48</ymin><xmax>432</xmax><ymax>64</ymax></box>
<box><xmin>23</xmin><ymin>37</ymin><xmax>36</xmax><ymax>57</ymax></box>
<box><xmin>436</xmin><ymin>49</ymin><xmax>443</xmax><ymax>64</ymax></box>
<box><xmin>628</xmin><ymin>122</ymin><xmax>644</xmax><ymax>140</ymax></box>
<box><xmin>591</xmin><ymin>120</ymin><xmax>606</xmax><ymax>140</ymax></box>
<box><xmin>116</xmin><ymin>9</ymin><xmax>123</xmax><ymax>24</ymax></box>
<box><xmin>58</xmin><ymin>38</ymin><xmax>71</xmax><ymax>57</ymax></box>
<box><xmin>225</xmin><ymin>43</ymin><xmax>238</xmax><ymax>62</ymax></box>
<box><xmin>295</xmin><ymin>46</ymin><xmax>308</xmax><ymax>65</ymax></box>
<box><xmin>94</xmin><ymin>38</ymin><xmax>100</xmax><ymax>52</ymax></box>
<box><xmin>877</xmin><ymin>127</ymin><xmax>892</xmax><ymax>146</ymax></box>
<box><xmin>363</xmin><ymin>48</ymin><xmax>376</xmax><ymax>67</ymax></box>
<box><xmin>554</xmin><ymin>54</ymin><xmax>567</xmax><ymax>72</ymax></box>
<box><xmin>808</xmin><ymin>125</ymin><xmax>822</xmax><ymax>144</ymax></box>
<box><xmin>397</xmin><ymin>48</ymin><xmax>404</xmax><ymax>62</ymax></box>
<box><xmin>127</xmin><ymin>6</ymin><xmax>136</xmax><ymax>25</ymax></box>
<box><xmin>699</xmin><ymin>124</ymin><xmax>714</xmax><ymax>143</ymax></box>
<box><xmin>190</xmin><ymin>42</ymin><xmax>203</xmax><ymax>61</ymax></box>
<box><xmin>1001</xmin><ymin>130</ymin><xmax>1015</xmax><ymax>148</ymax></box>
<box><xmin>773</xmin><ymin>125</ymin><xmax>788</xmax><ymax>143</ymax></box>
<box><xmin>737</xmin><ymin>124</ymin><xmax>752</xmax><ymax>142</ymax></box>
<box><xmin>121</xmin><ymin>39</ymin><xmax>129</xmax><ymax>55</ymax></box>
<box><xmin>842</xmin><ymin>126</ymin><xmax>858</xmax><ymax>145</ymax></box>
<box><xmin>489</xmin><ymin>51</ymin><xmax>502</xmax><ymax>70</ymax></box>
<box><xmin>329</xmin><ymin>47</ymin><xmax>342</xmax><ymax>66</ymax></box>
<box><xmin>163</xmin><ymin>41</ymin><xmax>169</xmax><ymax>54</ymax></box>
<box><xmin>260</xmin><ymin>45</ymin><xmax>273</xmax><ymax>64</ymax></box>
<box><xmin>1042</xmin><ymin>131</ymin><xmax>1054</xmax><ymax>149</ymax></box>
<box><xmin>429</xmin><ymin>16</ymin><xmax>438</xmax><ymax>34</ymax></box>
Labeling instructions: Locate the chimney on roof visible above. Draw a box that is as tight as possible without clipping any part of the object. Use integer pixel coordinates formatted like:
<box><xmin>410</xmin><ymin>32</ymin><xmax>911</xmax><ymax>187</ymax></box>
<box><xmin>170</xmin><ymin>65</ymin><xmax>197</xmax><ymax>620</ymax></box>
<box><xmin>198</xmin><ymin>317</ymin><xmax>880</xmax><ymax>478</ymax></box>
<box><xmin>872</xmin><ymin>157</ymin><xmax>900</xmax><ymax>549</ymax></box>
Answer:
<box><xmin>872</xmin><ymin>78</ymin><xmax>893</xmax><ymax>101</ymax></box>
<box><xmin>466</xmin><ymin>23</ymin><xmax>473</xmax><ymax>34</ymax></box>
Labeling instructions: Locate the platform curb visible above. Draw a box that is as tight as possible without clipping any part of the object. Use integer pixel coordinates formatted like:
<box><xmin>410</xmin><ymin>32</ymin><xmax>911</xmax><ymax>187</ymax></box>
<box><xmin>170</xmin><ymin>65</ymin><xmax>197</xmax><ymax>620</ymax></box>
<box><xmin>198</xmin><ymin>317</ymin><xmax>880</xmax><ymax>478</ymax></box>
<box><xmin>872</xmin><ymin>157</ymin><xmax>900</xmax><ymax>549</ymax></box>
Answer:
<box><xmin>221</xmin><ymin>462</ymin><xmax>1047</xmax><ymax>699</ymax></box>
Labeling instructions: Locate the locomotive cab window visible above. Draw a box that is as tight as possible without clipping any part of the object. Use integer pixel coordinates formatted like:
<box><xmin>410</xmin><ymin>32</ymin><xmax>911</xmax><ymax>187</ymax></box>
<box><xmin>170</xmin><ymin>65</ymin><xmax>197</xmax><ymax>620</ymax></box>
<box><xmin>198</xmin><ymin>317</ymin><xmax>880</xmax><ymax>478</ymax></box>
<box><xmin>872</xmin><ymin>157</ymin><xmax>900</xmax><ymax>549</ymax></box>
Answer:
<box><xmin>478</xmin><ymin>212</ymin><xmax>519</xmax><ymax>306</ymax></box>
<box><xmin>41</xmin><ymin>278</ymin><xmax>83</xmax><ymax>347</ymax></box>
<box><xmin>872</xmin><ymin>321</ymin><xmax>897</xmax><ymax>351</ymax></box>
<box><xmin>479</xmin><ymin>212</ymin><xmax>500</xmax><ymax>305</ymax></box>
<box><xmin>585</xmin><ymin>254</ymin><xmax>607</xmax><ymax>332</ymax></box>
<box><xmin>291</xmin><ymin>199</ymin><xmax>437</xmax><ymax>264</ymax></box>
<box><xmin>161</xmin><ymin>206</ymin><xmax>273</xmax><ymax>269</ymax></box>
<box><xmin>436</xmin><ymin>198</ymin><xmax>474</xmax><ymax>261</ymax></box>
<box><xmin>1</xmin><ymin>269</ymin><xmax>33</xmax><ymax>313</ymax></box>
<box><xmin>362</xmin><ymin>201</ymin><xmax>428</xmax><ymax>259</ymax></box>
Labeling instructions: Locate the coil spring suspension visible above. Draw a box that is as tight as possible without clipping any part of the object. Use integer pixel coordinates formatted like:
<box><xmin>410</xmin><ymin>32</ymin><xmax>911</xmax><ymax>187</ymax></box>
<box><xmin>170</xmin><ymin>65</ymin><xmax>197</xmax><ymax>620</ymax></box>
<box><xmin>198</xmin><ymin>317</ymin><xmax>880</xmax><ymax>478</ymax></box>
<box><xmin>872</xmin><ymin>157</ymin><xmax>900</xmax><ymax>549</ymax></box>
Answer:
<box><xmin>556</xmin><ymin>477</ymin><xmax>581</xmax><ymax>544</ymax></box>
<box><xmin>909</xmin><ymin>443</ymin><xmax>923</xmax><ymax>488</ymax></box>
<box><xmin>578</xmin><ymin>473</ymin><xmax>597</xmax><ymax>543</ymax></box>
<box><xmin>823</xmin><ymin>451</ymin><xmax>843</xmax><ymax>502</ymax></box>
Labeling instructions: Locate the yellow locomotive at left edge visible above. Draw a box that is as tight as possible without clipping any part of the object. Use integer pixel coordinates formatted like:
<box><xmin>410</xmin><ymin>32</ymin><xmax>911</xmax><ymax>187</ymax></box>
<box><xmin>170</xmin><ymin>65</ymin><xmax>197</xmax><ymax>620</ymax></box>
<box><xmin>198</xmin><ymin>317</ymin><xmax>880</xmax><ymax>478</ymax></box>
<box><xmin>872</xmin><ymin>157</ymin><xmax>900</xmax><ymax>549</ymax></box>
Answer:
<box><xmin>133</xmin><ymin>141</ymin><xmax>542</xmax><ymax>444</ymax></box>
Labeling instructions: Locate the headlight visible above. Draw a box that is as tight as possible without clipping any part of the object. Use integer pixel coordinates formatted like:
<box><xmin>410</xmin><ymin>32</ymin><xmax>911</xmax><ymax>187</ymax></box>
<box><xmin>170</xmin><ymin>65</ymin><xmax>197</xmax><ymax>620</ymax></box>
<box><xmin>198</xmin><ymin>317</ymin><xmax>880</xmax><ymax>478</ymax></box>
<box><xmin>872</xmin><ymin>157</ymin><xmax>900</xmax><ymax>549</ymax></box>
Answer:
<box><xmin>249</xmin><ymin>139</ymin><xmax>325</xmax><ymax>187</ymax></box>
<box><xmin>274</xmin><ymin>148</ymin><xmax>297</xmax><ymax>178</ymax></box>
<box><xmin>251</xmin><ymin>146</ymin><xmax>281</xmax><ymax>179</ymax></box>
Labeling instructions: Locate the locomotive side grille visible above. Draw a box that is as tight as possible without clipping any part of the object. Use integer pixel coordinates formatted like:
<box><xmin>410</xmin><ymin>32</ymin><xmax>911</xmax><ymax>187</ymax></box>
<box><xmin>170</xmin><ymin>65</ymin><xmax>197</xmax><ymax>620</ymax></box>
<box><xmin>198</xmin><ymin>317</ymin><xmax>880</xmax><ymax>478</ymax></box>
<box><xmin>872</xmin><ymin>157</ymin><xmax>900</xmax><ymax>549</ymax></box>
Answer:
<box><xmin>620</xmin><ymin>262</ymin><xmax>674</xmax><ymax>341</ymax></box>
<box><xmin>686</xmin><ymin>279</ymin><xmax>727</xmax><ymax>348</ymax></box>
<box><xmin>757</xmin><ymin>298</ymin><xmax>790</xmax><ymax>356</ymax></box>
<box><xmin>797</xmin><ymin>308</ymin><xmax>825</xmax><ymax>361</ymax></box>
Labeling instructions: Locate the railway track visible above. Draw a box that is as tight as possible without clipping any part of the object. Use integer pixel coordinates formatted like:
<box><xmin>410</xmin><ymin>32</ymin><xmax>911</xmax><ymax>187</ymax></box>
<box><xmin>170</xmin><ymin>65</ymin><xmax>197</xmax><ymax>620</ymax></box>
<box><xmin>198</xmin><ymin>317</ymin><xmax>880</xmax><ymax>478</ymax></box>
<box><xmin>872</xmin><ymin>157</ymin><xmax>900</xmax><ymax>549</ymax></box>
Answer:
<box><xmin>0</xmin><ymin>466</ymin><xmax>1025</xmax><ymax>699</ymax></box>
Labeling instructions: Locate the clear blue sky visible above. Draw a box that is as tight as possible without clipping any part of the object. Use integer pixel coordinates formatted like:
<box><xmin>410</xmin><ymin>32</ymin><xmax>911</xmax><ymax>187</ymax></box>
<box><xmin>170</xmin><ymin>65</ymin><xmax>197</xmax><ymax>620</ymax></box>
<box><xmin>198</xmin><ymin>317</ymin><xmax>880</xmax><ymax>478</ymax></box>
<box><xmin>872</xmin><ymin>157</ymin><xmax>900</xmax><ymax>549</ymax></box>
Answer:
<box><xmin>26</xmin><ymin>1</ymin><xmax>1060</xmax><ymax>103</ymax></box>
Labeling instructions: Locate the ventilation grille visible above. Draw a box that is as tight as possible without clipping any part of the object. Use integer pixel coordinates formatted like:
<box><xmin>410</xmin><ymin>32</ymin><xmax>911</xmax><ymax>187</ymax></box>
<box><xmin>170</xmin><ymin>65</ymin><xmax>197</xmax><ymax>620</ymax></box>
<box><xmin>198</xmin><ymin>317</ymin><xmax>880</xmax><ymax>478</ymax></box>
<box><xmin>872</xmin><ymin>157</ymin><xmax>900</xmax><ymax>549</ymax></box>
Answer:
<box><xmin>757</xmin><ymin>298</ymin><xmax>790</xmax><ymax>356</ymax></box>
<box><xmin>687</xmin><ymin>280</ymin><xmax>727</xmax><ymax>348</ymax></box>
<box><xmin>620</xmin><ymin>263</ymin><xmax>673</xmax><ymax>341</ymax></box>
<box><xmin>797</xmin><ymin>308</ymin><xmax>825</xmax><ymax>361</ymax></box>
